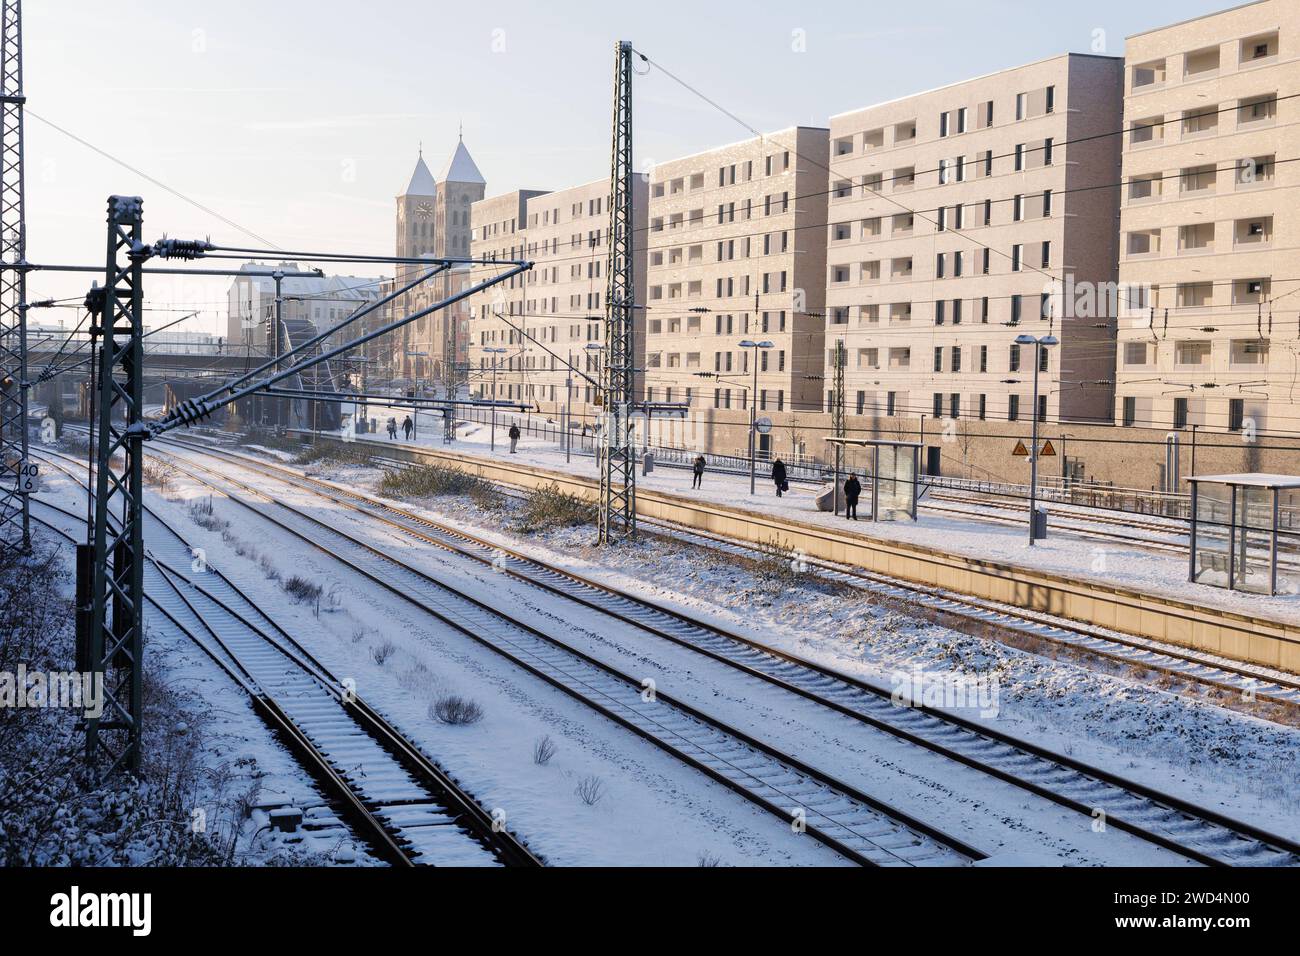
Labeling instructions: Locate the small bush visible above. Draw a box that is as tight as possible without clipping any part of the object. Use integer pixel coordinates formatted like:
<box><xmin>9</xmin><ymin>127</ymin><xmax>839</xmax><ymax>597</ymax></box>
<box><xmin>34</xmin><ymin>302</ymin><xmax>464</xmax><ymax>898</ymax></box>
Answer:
<box><xmin>377</xmin><ymin>463</ymin><xmax>500</xmax><ymax>508</ymax></box>
<box><xmin>751</xmin><ymin>535</ymin><xmax>802</xmax><ymax>584</ymax></box>
<box><xmin>283</xmin><ymin>576</ymin><xmax>323</xmax><ymax>605</ymax></box>
<box><xmin>294</xmin><ymin>442</ymin><xmax>373</xmax><ymax>467</ymax></box>
<box><xmin>371</xmin><ymin>640</ymin><xmax>396</xmax><ymax>666</ymax></box>
<box><xmin>575</xmin><ymin>775</ymin><xmax>605</xmax><ymax>806</ymax></box>
<box><xmin>188</xmin><ymin>497</ymin><xmax>230</xmax><ymax>534</ymax></box>
<box><xmin>697</xmin><ymin>851</ymin><xmax>723</xmax><ymax>867</ymax></box>
<box><xmin>517</xmin><ymin>483</ymin><xmax>595</xmax><ymax>533</ymax></box>
<box><xmin>532</xmin><ymin>735</ymin><xmax>557</xmax><ymax>766</ymax></box>
<box><xmin>429</xmin><ymin>694</ymin><xmax>484</xmax><ymax>726</ymax></box>
<box><xmin>142</xmin><ymin>460</ymin><xmax>172</xmax><ymax>494</ymax></box>
<box><xmin>258</xmin><ymin>553</ymin><xmax>281</xmax><ymax>583</ymax></box>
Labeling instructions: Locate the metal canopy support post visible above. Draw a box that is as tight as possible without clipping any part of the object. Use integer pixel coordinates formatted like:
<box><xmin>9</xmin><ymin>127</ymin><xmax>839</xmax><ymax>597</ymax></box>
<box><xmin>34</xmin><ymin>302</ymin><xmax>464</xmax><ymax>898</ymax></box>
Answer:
<box><xmin>87</xmin><ymin>195</ymin><xmax>147</xmax><ymax>776</ymax></box>
<box><xmin>831</xmin><ymin>339</ymin><xmax>845</xmax><ymax>515</ymax></box>
<box><xmin>1187</xmin><ymin>480</ymin><xmax>1199</xmax><ymax>584</ymax></box>
<box><xmin>1270</xmin><ymin>488</ymin><xmax>1279</xmax><ymax>596</ymax></box>
<box><xmin>599</xmin><ymin>39</ymin><xmax>636</xmax><ymax>544</ymax></box>
<box><xmin>0</xmin><ymin>0</ymin><xmax>29</xmax><ymax>552</ymax></box>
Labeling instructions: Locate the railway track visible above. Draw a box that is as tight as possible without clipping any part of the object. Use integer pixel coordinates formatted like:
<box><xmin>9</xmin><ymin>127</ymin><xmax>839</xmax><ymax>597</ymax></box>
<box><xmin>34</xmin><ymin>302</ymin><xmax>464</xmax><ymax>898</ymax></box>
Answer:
<box><xmin>274</xmin><ymin>435</ymin><xmax>1300</xmax><ymax>712</ymax></box>
<box><xmin>142</xmin><ymin>434</ymin><xmax>1300</xmax><ymax>867</ymax></box>
<box><xmin>114</xmin><ymin>441</ymin><xmax>988</xmax><ymax>867</ymax></box>
<box><xmin>28</xmin><ymin>449</ymin><xmax>540</xmax><ymax>869</ymax></box>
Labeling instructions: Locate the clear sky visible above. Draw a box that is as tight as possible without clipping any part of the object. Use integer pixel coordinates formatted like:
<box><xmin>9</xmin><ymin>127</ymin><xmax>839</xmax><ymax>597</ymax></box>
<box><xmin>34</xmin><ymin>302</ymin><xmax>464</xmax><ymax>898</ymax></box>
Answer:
<box><xmin>27</xmin><ymin>0</ymin><xmax>1237</xmax><ymax>333</ymax></box>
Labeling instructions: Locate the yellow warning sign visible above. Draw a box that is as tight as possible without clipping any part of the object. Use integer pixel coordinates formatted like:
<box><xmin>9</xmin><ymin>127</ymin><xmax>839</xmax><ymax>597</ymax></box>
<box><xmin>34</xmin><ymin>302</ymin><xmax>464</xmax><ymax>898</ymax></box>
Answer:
<box><xmin>1040</xmin><ymin>440</ymin><xmax>1056</xmax><ymax>457</ymax></box>
<box><xmin>1012</xmin><ymin>440</ymin><xmax>1029</xmax><ymax>457</ymax></box>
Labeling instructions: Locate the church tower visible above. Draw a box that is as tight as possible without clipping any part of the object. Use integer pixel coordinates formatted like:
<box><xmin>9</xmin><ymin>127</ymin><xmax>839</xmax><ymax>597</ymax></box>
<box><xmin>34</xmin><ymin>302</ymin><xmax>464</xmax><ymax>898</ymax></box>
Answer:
<box><xmin>396</xmin><ymin>148</ymin><xmax>437</xmax><ymax>290</ymax></box>
<box><xmin>435</xmin><ymin>131</ymin><xmax>486</xmax><ymax>258</ymax></box>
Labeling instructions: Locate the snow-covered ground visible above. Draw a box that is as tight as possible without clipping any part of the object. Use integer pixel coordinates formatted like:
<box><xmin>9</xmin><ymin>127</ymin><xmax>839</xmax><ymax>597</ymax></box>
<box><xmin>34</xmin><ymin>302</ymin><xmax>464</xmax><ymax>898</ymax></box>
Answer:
<box><xmin>154</xmin><ymin>437</ymin><xmax>1300</xmax><ymax>858</ymax></box>
<box><xmin>27</xmin><ymin>480</ymin><xmax>369</xmax><ymax>867</ymax></box>
<box><xmin>337</xmin><ymin>411</ymin><xmax>1300</xmax><ymax>624</ymax></box>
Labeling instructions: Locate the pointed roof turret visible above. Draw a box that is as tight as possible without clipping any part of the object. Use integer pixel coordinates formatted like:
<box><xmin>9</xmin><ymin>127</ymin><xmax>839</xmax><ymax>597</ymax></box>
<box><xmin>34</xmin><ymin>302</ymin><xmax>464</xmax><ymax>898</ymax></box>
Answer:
<box><xmin>403</xmin><ymin>146</ymin><xmax>437</xmax><ymax>196</ymax></box>
<box><xmin>440</xmin><ymin>134</ymin><xmax>485</xmax><ymax>185</ymax></box>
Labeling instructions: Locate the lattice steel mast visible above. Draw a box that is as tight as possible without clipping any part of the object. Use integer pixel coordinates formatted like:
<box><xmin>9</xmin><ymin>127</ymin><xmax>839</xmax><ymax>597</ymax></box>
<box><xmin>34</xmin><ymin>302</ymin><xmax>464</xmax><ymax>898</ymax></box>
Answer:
<box><xmin>85</xmin><ymin>196</ymin><xmax>148</xmax><ymax>775</ymax></box>
<box><xmin>0</xmin><ymin>0</ymin><xmax>29</xmax><ymax>551</ymax></box>
<box><xmin>599</xmin><ymin>40</ymin><xmax>635</xmax><ymax>543</ymax></box>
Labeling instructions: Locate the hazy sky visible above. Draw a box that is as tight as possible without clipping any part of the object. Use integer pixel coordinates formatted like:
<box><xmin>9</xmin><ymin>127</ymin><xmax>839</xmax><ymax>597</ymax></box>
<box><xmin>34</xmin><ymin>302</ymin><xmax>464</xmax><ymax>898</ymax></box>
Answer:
<box><xmin>28</xmin><ymin>0</ymin><xmax>1234</xmax><ymax>333</ymax></box>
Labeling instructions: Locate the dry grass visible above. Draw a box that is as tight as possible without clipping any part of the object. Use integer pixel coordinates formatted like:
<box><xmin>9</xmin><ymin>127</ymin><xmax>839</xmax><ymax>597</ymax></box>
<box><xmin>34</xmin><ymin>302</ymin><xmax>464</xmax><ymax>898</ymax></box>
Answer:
<box><xmin>516</xmin><ymin>483</ymin><xmax>595</xmax><ymax>533</ymax></box>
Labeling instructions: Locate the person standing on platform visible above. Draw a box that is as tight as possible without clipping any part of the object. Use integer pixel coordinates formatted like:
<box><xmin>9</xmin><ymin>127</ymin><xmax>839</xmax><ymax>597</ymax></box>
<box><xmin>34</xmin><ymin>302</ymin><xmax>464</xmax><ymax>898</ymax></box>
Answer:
<box><xmin>844</xmin><ymin>473</ymin><xmax>862</xmax><ymax>520</ymax></box>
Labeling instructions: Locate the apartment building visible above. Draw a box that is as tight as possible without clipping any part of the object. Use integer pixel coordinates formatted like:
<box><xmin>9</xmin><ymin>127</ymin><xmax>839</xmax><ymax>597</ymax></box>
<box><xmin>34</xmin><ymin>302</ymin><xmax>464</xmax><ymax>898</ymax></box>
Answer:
<box><xmin>1115</xmin><ymin>0</ymin><xmax>1299</xmax><ymax>436</ymax></box>
<box><xmin>467</xmin><ymin>179</ymin><xmax>649</xmax><ymax>420</ymax></box>
<box><xmin>466</xmin><ymin>188</ymin><xmax>549</xmax><ymax>404</ymax></box>
<box><xmin>642</xmin><ymin>127</ymin><xmax>829</xmax><ymax>436</ymax></box>
<box><xmin>825</xmin><ymin>54</ymin><xmax>1123</xmax><ymax>432</ymax></box>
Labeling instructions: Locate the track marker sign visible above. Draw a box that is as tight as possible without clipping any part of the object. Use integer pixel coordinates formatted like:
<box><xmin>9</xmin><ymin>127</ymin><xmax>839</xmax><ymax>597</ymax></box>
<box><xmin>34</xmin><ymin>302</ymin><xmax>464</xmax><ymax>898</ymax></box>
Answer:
<box><xmin>1012</xmin><ymin>440</ymin><xmax>1029</xmax><ymax>457</ymax></box>
<box><xmin>1039</xmin><ymin>440</ymin><xmax>1056</xmax><ymax>457</ymax></box>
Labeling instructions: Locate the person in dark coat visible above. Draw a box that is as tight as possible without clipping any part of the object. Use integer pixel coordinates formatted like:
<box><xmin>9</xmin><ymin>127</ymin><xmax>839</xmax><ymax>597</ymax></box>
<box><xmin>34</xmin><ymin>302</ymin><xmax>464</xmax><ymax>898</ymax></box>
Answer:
<box><xmin>402</xmin><ymin>415</ymin><xmax>413</xmax><ymax>440</ymax></box>
<box><xmin>508</xmin><ymin>422</ymin><xmax>521</xmax><ymax>454</ymax></box>
<box><xmin>386</xmin><ymin>417</ymin><xmax>397</xmax><ymax>440</ymax></box>
<box><xmin>772</xmin><ymin>458</ymin><xmax>787</xmax><ymax>497</ymax></box>
<box><xmin>844</xmin><ymin>473</ymin><xmax>862</xmax><ymax>520</ymax></box>
<box><xmin>692</xmin><ymin>454</ymin><xmax>705</xmax><ymax>489</ymax></box>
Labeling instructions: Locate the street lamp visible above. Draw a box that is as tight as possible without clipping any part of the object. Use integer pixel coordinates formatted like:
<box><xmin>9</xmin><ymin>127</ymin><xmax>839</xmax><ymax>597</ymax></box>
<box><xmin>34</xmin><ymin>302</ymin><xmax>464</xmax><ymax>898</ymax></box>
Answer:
<box><xmin>739</xmin><ymin>340</ymin><xmax>774</xmax><ymax>495</ymax></box>
<box><xmin>1014</xmin><ymin>333</ymin><xmax>1058</xmax><ymax>546</ymax></box>
<box><xmin>482</xmin><ymin>347</ymin><xmax>507</xmax><ymax>452</ymax></box>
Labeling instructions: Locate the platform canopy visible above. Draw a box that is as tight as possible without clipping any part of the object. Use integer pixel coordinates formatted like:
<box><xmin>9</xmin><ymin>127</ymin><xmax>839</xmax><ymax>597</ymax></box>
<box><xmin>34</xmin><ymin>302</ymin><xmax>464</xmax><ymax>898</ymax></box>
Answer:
<box><xmin>1187</xmin><ymin>473</ymin><xmax>1300</xmax><ymax>596</ymax></box>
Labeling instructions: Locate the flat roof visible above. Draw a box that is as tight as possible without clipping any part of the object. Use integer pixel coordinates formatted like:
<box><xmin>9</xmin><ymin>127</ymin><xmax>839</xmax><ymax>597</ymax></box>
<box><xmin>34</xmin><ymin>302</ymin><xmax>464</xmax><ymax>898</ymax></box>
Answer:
<box><xmin>1127</xmin><ymin>0</ymin><xmax>1269</xmax><ymax>41</ymax></box>
<box><xmin>1188</xmin><ymin>473</ymin><xmax>1300</xmax><ymax>489</ymax></box>
<box><xmin>828</xmin><ymin>52</ymin><xmax>1120</xmax><ymax>121</ymax></box>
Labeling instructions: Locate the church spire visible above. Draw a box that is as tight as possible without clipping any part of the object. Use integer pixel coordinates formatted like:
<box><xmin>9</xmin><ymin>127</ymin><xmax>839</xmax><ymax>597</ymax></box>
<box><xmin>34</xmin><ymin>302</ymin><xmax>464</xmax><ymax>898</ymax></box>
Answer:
<box><xmin>440</xmin><ymin>136</ymin><xmax>485</xmax><ymax>186</ymax></box>
<box><xmin>402</xmin><ymin>148</ymin><xmax>436</xmax><ymax>197</ymax></box>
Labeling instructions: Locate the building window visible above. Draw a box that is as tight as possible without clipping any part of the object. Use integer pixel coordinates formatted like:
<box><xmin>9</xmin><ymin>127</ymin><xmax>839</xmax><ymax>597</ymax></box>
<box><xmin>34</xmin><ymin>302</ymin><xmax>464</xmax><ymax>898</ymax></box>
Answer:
<box><xmin>978</xmin><ymin>394</ymin><xmax>987</xmax><ymax>420</ymax></box>
<box><xmin>1173</xmin><ymin>397</ymin><xmax>1188</xmax><ymax>429</ymax></box>
<box><xmin>933</xmin><ymin>393</ymin><xmax>943</xmax><ymax>418</ymax></box>
<box><xmin>1122</xmin><ymin>396</ymin><xmax>1136</xmax><ymax>427</ymax></box>
<box><xmin>1008</xmin><ymin>395</ymin><xmax>1020</xmax><ymax>422</ymax></box>
<box><xmin>1228</xmin><ymin>398</ymin><xmax>1245</xmax><ymax>432</ymax></box>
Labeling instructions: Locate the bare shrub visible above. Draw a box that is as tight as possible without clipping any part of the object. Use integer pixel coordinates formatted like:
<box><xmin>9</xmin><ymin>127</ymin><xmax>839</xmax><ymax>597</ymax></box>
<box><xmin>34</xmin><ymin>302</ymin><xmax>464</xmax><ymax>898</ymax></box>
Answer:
<box><xmin>295</xmin><ymin>442</ymin><xmax>372</xmax><ymax>467</ymax></box>
<box><xmin>350</xmin><ymin>628</ymin><xmax>368</xmax><ymax>644</ymax></box>
<box><xmin>575</xmin><ymin>774</ymin><xmax>605</xmax><ymax>806</ymax></box>
<box><xmin>142</xmin><ymin>460</ymin><xmax>172</xmax><ymax>495</ymax></box>
<box><xmin>697</xmin><ymin>851</ymin><xmax>723</xmax><ymax>867</ymax></box>
<box><xmin>187</xmin><ymin>497</ymin><xmax>229</xmax><ymax>534</ymax></box>
<box><xmin>258</xmin><ymin>554</ymin><xmax>281</xmax><ymax>583</ymax></box>
<box><xmin>429</xmin><ymin>694</ymin><xmax>484</xmax><ymax>726</ymax></box>
<box><xmin>751</xmin><ymin>535</ymin><xmax>801</xmax><ymax>584</ymax></box>
<box><xmin>532</xmin><ymin>735</ymin><xmax>557</xmax><ymax>766</ymax></box>
<box><xmin>377</xmin><ymin>463</ymin><xmax>499</xmax><ymax>506</ymax></box>
<box><xmin>517</xmin><ymin>483</ymin><xmax>595</xmax><ymax>533</ymax></box>
<box><xmin>282</xmin><ymin>576</ymin><xmax>322</xmax><ymax>605</ymax></box>
<box><xmin>371</xmin><ymin>640</ymin><xmax>396</xmax><ymax>666</ymax></box>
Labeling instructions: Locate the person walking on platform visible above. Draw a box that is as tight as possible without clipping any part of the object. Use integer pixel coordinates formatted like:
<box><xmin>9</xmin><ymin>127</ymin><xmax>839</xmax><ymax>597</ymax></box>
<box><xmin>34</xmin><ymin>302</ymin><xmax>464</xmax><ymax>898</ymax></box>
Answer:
<box><xmin>402</xmin><ymin>415</ymin><xmax>413</xmax><ymax>440</ymax></box>
<box><xmin>772</xmin><ymin>458</ymin><xmax>788</xmax><ymax>498</ymax></box>
<box><xmin>844</xmin><ymin>473</ymin><xmax>862</xmax><ymax>520</ymax></box>
<box><xmin>508</xmin><ymin>422</ymin><xmax>521</xmax><ymax>454</ymax></box>
<box><xmin>387</xmin><ymin>417</ymin><xmax>397</xmax><ymax>440</ymax></box>
<box><xmin>692</xmin><ymin>454</ymin><xmax>706</xmax><ymax>489</ymax></box>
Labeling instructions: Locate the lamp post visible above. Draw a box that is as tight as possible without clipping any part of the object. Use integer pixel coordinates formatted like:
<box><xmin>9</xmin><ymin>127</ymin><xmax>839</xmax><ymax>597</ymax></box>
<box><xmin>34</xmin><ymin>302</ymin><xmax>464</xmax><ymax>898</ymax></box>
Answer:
<box><xmin>483</xmin><ymin>347</ymin><xmax>507</xmax><ymax>452</ymax></box>
<box><xmin>1015</xmin><ymin>333</ymin><xmax>1058</xmax><ymax>546</ymax></box>
<box><xmin>739</xmin><ymin>340</ymin><xmax>774</xmax><ymax>495</ymax></box>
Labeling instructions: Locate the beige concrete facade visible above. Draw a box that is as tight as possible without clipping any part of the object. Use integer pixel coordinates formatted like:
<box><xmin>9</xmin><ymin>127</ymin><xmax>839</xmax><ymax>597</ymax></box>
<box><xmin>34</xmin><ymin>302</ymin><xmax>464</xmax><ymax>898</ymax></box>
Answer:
<box><xmin>1115</xmin><ymin>0</ymin><xmax>1300</xmax><ymax>438</ymax></box>
<box><xmin>642</xmin><ymin>127</ymin><xmax>829</xmax><ymax>456</ymax></box>
<box><xmin>826</xmin><ymin>54</ymin><xmax>1123</xmax><ymax>430</ymax></box>
<box><xmin>466</xmin><ymin>178</ymin><xmax>649</xmax><ymax>422</ymax></box>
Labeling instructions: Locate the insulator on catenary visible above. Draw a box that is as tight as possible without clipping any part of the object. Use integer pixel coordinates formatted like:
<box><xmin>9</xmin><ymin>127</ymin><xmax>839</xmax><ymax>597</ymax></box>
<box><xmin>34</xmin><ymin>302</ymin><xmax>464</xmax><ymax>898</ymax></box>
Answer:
<box><xmin>153</xmin><ymin>238</ymin><xmax>213</xmax><ymax>260</ymax></box>
<box><xmin>168</xmin><ymin>398</ymin><xmax>215</xmax><ymax>427</ymax></box>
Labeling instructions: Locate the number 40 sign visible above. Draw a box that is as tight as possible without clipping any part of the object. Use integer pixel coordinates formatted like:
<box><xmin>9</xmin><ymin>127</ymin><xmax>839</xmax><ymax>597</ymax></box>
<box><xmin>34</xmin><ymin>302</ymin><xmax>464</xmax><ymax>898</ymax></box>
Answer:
<box><xmin>17</xmin><ymin>459</ymin><xmax>37</xmax><ymax>494</ymax></box>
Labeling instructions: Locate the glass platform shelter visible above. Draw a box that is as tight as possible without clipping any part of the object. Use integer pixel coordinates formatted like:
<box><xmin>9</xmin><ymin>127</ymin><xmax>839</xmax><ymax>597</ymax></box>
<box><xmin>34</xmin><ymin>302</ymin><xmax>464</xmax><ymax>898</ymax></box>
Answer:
<box><xmin>1187</xmin><ymin>473</ymin><xmax>1300</xmax><ymax>596</ymax></box>
<box><xmin>824</xmin><ymin>438</ymin><xmax>921</xmax><ymax>521</ymax></box>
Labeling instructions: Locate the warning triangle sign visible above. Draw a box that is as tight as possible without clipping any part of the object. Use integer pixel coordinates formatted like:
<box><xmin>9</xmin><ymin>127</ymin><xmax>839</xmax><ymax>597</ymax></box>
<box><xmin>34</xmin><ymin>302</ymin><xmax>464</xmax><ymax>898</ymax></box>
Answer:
<box><xmin>1012</xmin><ymin>440</ymin><xmax>1029</xmax><ymax>457</ymax></box>
<box><xmin>1040</xmin><ymin>440</ymin><xmax>1056</xmax><ymax>457</ymax></box>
